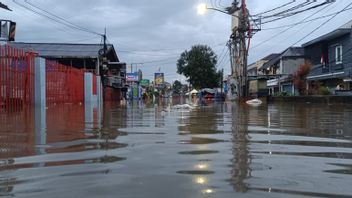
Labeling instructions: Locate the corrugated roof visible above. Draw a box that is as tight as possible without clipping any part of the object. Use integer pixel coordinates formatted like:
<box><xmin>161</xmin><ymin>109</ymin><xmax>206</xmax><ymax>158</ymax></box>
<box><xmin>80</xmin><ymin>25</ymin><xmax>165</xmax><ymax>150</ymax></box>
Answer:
<box><xmin>9</xmin><ymin>42</ymin><xmax>118</xmax><ymax>61</ymax></box>
<box><xmin>260</xmin><ymin>53</ymin><xmax>281</xmax><ymax>70</ymax></box>
<box><xmin>259</xmin><ymin>47</ymin><xmax>304</xmax><ymax>70</ymax></box>
<box><xmin>247</xmin><ymin>62</ymin><xmax>256</xmax><ymax>70</ymax></box>
<box><xmin>339</xmin><ymin>20</ymin><xmax>352</xmax><ymax>29</ymax></box>
<box><xmin>282</xmin><ymin>47</ymin><xmax>304</xmax><ymax>57</ymax></box>
<box><xmin>302</xmin><ymin>20</ymin><xmax>352</xmax><ymax>47</ymax></box>
<box><xmin>262</xmin><ymin>53</ymin><xmax>280</xmax><ymax>61</ymax></box>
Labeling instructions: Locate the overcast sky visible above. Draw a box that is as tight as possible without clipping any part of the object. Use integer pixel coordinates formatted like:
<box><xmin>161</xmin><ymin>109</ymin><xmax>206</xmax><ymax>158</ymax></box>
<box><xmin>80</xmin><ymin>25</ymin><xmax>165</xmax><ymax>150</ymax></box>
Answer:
<box><xmin>1</xmin><ymin>0</ymin><xmax>352</xmax><ymax>83</ymax></box>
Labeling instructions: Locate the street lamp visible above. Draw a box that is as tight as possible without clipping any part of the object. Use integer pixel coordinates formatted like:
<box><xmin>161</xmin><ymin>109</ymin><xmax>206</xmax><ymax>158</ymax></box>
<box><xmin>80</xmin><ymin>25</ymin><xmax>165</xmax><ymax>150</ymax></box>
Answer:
<box><xmin>196</xmin><ymin>1</ymin><xmax>256</xmax><ymax>99</ymax></box>
<box><xmin>197</xmin><ymin>3</ymin><xmax>207</xmax><ymax>15</ymax></box>
<box><xmin>197</xmin><ymin>3</ymin><xmax>237</xmax><ymax>16</ymax></box>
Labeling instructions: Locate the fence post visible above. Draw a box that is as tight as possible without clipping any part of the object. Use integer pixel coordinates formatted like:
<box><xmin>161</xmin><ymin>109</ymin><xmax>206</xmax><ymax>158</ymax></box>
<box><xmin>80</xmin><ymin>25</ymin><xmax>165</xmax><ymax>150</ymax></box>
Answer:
<box><xmin>84</xmin><ymin>72</ymin><xmax>93</xmax><ymax>104</ymax></box>
<box><xmin>96</xmin><ymin>76</ymin><xmax>102</xmax><ymax>104</ymax></box>
<box><xmin>35</xmin><ymin>57</ymin><xmax>46</xmax><ymax>106</ymax></box>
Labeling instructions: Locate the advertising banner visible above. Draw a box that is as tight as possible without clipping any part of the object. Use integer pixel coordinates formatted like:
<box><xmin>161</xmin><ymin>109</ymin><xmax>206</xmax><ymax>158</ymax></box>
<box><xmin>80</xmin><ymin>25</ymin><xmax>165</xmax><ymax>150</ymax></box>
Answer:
<box><xmin>140</xmin><ymin>79</ymin><xmax>150</xmax><ymax>87</ymax></box>
<box><xmin>154</xmin><ymin>73</ymin><xmax>164</xmax><ymax>86</ymax></box>
<box><xmin>126</xmin><ymin>72</ymin><xmax>139</xmax><ymax>82</ymax></box>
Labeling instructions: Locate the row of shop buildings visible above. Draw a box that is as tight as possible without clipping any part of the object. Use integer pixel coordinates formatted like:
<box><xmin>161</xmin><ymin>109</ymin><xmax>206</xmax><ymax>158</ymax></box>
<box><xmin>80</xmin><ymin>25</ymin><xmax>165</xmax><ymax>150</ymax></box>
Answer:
<box><xmin>246</xmin><ymin>20</ymin><xmax>352</xmax><ymax>96</ymax></box>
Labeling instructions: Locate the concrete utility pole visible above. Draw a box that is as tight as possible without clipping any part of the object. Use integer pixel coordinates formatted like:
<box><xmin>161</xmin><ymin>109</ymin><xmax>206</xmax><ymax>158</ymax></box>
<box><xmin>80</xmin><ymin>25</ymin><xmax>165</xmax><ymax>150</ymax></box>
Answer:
<box><xmin>228</xmin><ymin>0</ymin><xmax>251</xmax><ymax>99</ymax></box>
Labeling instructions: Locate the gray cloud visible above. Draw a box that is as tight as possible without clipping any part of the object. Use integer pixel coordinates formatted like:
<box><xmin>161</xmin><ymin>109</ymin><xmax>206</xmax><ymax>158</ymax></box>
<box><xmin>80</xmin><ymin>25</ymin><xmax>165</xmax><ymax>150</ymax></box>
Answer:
<box><xmin>2</xmin><ymin>0</ymin><xmax>352</xmax><ymax>82</ymax></box>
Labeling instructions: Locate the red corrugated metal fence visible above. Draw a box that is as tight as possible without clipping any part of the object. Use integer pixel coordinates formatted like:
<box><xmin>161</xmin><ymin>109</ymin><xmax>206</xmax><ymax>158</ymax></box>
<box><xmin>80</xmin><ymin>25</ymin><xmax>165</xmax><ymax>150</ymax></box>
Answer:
<box><xmin>0</xmin><ymin>45</ymin><xmax>35</xmax><ymax>112</ymax></box>
<box><xmin>46</xmin><ymin>60</ymin><xmax>85</xmax><ymax>105</ymax></box>
<box><xmin>92</xmin><ymin>74</ymin><xmax>97</xmax><ymax>95</ymax></box>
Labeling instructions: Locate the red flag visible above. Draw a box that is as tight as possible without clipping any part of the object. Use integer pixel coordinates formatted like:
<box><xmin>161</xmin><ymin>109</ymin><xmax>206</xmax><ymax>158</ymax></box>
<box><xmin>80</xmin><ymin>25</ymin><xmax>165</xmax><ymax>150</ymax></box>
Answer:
<box><xmin>320</xmin><ymin>54</ymin><xmax>325</xmax><ymax>66</ymax></box>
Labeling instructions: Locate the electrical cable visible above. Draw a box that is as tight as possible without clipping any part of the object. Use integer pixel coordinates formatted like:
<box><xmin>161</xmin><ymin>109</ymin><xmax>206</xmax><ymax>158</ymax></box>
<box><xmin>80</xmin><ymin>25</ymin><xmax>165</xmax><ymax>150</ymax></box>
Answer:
<box><xmin>217</xmin><ymin>48</ymin><xmax>230</xmax><ymax>68</ymax></box>
<box><xmin>251</xmin><ymin>2</ymin><xmax>333</xmax><ymax>49</ymax></box>
<box><xmin>291</xmin><ymin>1</ymin><xmax>352</xmax><ymax>46</ymax></box>
<box><xmin>12</xmin><ymin>0</ymin><xmax>102</xmax><ymax>37</ymax></box>
<box><xmin>261</xmin><ymin>6</ymin><xmax>352</xmax><ymax>30</ymax></box>
<box><xmin>253</xmin><ymin>0</ymin><xmax>296</xmax><ymax>16</ymax></box>
<box><xmin>259</xmin><ymin>0</ymin><xmax>314</xmax><ymax>19</ymax></box>
<box><xmin>24</xmin><ymin>0</ymin><xmax>101</xmax><ymax>36</ymax></box>
<box><xmin>260</xmin><ymin>1</ymin><xmax>333</xmax><ymax>24</ymax></box>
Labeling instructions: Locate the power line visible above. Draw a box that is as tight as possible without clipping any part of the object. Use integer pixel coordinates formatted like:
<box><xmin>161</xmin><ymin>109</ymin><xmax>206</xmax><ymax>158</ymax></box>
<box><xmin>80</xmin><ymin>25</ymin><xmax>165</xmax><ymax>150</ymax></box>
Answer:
<box><xmin>261</xmin><ymin>6</ymin><xmax>352</xmax><ymax>30</ymax></box>
<box><xmin>122</xmin><ymin>41</ymin><xmax>228</xmax><ymax>65</ymax></box>
<box><xmin>12</xmin><ymin>0</ymin><xmax>102</xmax><ymax>36</ymax></box>
<box><xmin>259</xmin><ymin>1</ymin><xmax>334</xmax><ymax>25</ymax></box>
<box><xmin>217</xmin><ymin>48</ymin><xmax>230</xmax><ymax>68</ymax></box>
<box><xmin>24</xmin><ymin>0</ymin><xmax>101</xmax><ymax>36</ymax></box>
<box><xmin>291</xmin><ymin>1</ymin><xmax>352</xmax><ymax>46</ymax></box>
<box><xmin>117</xmin><ymin>41</ymin><xmax>227</xmax><ymax>56</ymax></box>
<box><xmin>251</xmin><ymin>2</ymin><xmax>333</xmax><ymax>49</ymax></box>
<box><xmin>259</xmin><ymin>1</ymin><xmax>315</xmax><ymax>20</ymax></box>
<box><xmin>253</xmin><ymin>0</ymin><xmax>295</xmax><ymax>16</ymax></box>
<box><xmin>216</xmin><ymin>43</ymin><xmax>228</xmax><ymax>65</ymax></box>
<box><xmin>137</xmin><ymin>56</ymin><xmax>179</xmax><ymax>64</ymax></box>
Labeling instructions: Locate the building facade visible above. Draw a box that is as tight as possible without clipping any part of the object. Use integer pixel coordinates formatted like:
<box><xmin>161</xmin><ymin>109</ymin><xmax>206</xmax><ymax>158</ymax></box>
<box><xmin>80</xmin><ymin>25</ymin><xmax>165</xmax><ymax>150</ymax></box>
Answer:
<box><xmin>258</xmin><ymin>48</ymin><xmax>305</xmax><ymax>96</ymax></box>
<box><xmin>303</xmin><ymin>21</ymin><xmax>352</xmax><ymax>95</ymax></box>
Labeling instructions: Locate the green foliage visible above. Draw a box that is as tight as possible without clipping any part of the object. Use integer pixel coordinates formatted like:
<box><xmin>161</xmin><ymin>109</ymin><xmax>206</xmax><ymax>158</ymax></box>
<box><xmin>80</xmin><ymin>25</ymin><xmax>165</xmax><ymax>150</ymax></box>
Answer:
<box><xmin>319</xmin><ymin>86</ymin><xmax>331</xmax><ymax>95</ymax></box>
<box><xmin>293</xmin><ymin>61</ymin><xmax>312</xmax><ymax>95</ymax></box>
<box><xmin>177</xmin><ymin>45</ymin><xmax>221</xmax><ymax>89</ymax></box>
<box><xmin>172</xmin><ymin>80</ymin><xmax>182</xmax><ymax>94</ymax></box>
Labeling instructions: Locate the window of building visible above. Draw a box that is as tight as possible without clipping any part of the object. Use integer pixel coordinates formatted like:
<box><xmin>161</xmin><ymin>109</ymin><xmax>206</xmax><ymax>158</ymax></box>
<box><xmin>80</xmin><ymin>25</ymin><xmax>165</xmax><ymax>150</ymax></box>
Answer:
<box><xmin>335</xmin><ymin>45</ymin><xmax>343</xmax><ymax>64</ymax></box>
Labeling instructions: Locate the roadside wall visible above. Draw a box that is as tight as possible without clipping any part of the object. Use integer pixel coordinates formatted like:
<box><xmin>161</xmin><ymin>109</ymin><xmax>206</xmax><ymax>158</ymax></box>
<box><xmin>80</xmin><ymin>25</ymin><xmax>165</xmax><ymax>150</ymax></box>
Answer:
<box><xmin>268</xmin><ymin>96</ymin><xmax>352</xmax><ymax>104</ymax></box>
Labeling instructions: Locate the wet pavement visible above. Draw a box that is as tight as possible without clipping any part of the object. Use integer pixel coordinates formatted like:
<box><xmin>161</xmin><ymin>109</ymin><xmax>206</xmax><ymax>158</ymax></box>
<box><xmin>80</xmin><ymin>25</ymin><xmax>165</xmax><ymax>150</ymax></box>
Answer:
<box><xmin>1</xmin><ymin>100</ymin><xmax>352</xmax><ymax>198</ymax></box>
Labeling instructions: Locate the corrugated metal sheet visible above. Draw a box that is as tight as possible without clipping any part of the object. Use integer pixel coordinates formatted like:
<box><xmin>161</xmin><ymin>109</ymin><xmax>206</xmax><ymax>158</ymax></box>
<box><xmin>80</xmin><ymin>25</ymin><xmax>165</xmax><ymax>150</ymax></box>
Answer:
<box><xmin>262</xmin><ymin>53</ymin><xmax>280</xmax><ymax>61</ymax></box>
<box><xmin>260</xmin><ymin>54</ymin><xmax>281</xmax><ymax>70</ymax></box>
<box><xmin>282</xmin><ymin>47</ymin><xmax>304</xmax><ymax>57</ymax></box>
<box><xmin>339</xmin><ymin>20</ymin><xmax>352</xmax><ymax>29</ymax></box>
<box><xmin>302</xmin><ymin>29</ymin><xmax>350</xmax><ymax>47</ymax></box>
<box><xmin>8</xmin><ymin>42</ymin><xmax>117</xmax><ymax>60</ymax></box>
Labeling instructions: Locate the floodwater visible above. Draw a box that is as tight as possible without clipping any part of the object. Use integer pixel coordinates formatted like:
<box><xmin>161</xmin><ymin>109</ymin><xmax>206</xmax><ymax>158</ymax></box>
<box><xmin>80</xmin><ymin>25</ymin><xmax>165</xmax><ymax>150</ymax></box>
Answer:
<box><xmin>1</xmin><ymin>100</ymin><xmax>352</xmax><ymax>198</ymax></box>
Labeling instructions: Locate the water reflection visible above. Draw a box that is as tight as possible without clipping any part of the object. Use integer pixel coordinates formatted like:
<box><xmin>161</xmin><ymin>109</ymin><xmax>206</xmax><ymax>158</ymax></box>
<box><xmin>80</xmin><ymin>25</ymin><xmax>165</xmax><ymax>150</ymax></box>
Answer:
<box><xmin>1</xmin><ymin>101</ymin><xmax>352</xmax><ymax>197</ymax></box>
<box><xmin>228</xmin><ymin>103</ymin><xmax>251</xmax><ymax>193</ymax></box>
<box><xmin>0</xmin><ymin>102</ymin><xmax>127</xmax><ymax>196</ymax></box>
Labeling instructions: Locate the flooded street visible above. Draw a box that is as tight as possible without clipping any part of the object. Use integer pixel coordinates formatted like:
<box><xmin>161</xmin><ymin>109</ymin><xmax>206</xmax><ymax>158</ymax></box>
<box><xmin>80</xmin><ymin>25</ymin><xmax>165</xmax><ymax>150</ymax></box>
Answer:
<box><xmin>1</xmin><ymin>101</ymin><xmax>352</xmax><ymax>198</ymax></box>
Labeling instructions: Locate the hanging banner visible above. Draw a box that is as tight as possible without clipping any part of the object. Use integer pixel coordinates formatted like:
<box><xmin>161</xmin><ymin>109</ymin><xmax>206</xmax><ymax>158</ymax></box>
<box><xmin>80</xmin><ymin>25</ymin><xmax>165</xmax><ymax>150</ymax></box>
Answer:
<box><xmin>126</xmin><ymin>72</ymin><xmax>139</xmax><ymax>82</ymax></box>
<box><xmin>0</xmin><ymin>20</ymin><xmax>16</xmax><ymax>41</ymax></box>
<box><xmin>154</xmin><ymin>73</ymin><xmax>164</xmax><ymax>86</ymax></box>
<box><xmin>140</xmin><ymin>79</ymin><xmax>150</xmax><ymax>87</ymax></box>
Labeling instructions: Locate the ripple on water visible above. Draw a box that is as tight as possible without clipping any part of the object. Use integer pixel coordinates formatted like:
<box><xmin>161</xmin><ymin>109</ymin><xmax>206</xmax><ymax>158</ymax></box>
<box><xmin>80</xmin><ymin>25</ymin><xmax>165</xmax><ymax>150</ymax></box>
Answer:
<box><xmin>177</xmin><ymin>170</ymin><xmax>215</xmax><ymax>175</ymax></box>
<box><xmin>179</xmin><ymin>137</ymin><xmax>224</xmax><ymax>145</ymax></box>
<box><xmin>178</xmin><ymin>150</ymin><xmax>219</xmax><ymax>155</ymax></box>
<box><xmin>0</xmin><ymin>155</ymin><xmax>126</xmax><ymax>171</ymax></box>
<box><xmin>324</xmin><ymin>163</ymin><xmax>352</xmax><ymax>175</ymax></box>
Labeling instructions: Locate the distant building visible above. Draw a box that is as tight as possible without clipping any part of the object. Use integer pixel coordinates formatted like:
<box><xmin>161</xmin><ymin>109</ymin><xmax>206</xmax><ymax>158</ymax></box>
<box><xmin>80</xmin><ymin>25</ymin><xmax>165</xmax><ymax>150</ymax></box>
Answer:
<box><xmin>258</xmin><ymin>47</ymin><xmax>305</xmax><ymax>95</ymax></box>
<box><xmin>247</xmin><ymin>62</ymin><xmax>257</xmax><ymax>77</ymax></box>
<box><xmin>303</xmin><ymin>20</ymin><xmax>352</xmax><ymax>94</ymax></box>
<box><xmin>247</xmin><ymin>53</ymin><xmax>280</xmax><ymax>97</ymax></box>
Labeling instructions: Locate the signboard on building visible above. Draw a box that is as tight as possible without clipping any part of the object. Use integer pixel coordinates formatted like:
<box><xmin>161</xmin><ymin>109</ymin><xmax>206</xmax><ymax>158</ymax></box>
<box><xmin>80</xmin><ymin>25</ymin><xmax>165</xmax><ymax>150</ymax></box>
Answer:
<box><xmin>126</xmin><ymin>72</ymin><xmax>139</xmax><ymax>82</ymax></box>
<box><xmin>140</xmin><ymin>79</ymin><xmax>150</xmax><ymax>87</ymax></box>
<box><xmin>267</xmin><ymin>79</ymin><xmax>279</xmax><ymax>87</ymax></box>
<box><xmin>154</xmin><ymin>73</ymin><xmax>164</xmax><ymax>86</ymax></box>
<box><xmin>0</xmin><ymin>20</ymin><xmax>16</xmax><ymax>41</ymax></box>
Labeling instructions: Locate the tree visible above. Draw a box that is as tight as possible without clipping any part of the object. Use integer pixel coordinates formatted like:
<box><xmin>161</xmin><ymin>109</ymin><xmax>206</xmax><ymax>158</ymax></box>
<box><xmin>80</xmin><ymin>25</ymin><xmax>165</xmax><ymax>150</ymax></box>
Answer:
<box><xmin>177</xmin><ymin>45</ymin><xmax>221</xmax><ymax>89</ymax></box>
<box><xmin>172</xmin><ymin>80</ymin><xmax>182</xmax><ymax>94</ymax></box>
<box><xmin>293</xmin><ymin>61</ymin><xmax>312</xmax><ymax>95</ymax></box>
